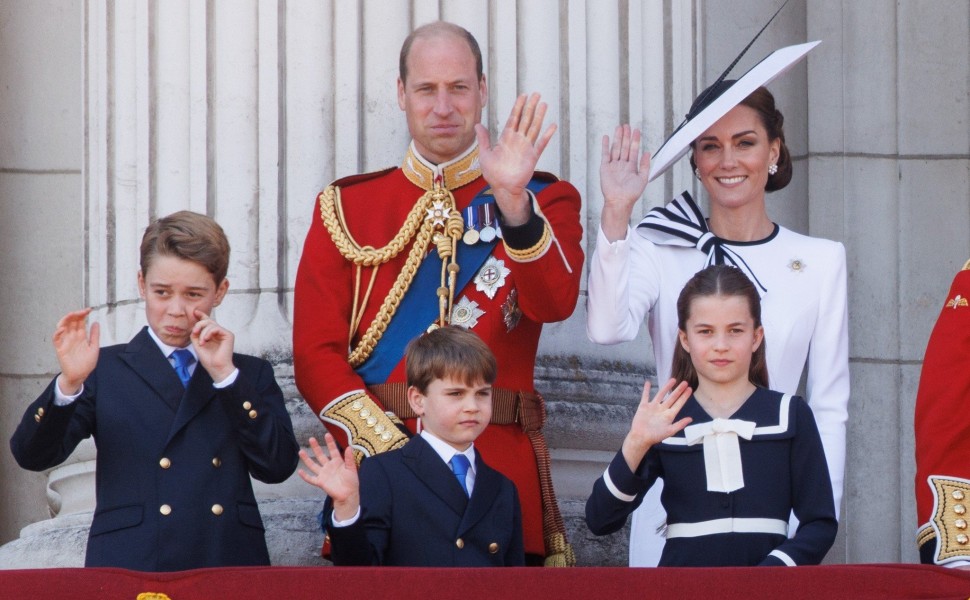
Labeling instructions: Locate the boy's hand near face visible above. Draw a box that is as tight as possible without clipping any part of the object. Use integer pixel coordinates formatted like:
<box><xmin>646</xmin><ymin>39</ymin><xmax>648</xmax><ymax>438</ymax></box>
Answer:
<box><xmin>53</xmin><ymin>308</ymin><xmax>100</xmax><ymax>396</ymax></box>
<box><xmin>190</xmin><ymin>310</ymin><xmax>236</xmax><ymax>382</ymax></box>
<box><xmin>298</xmin><ymin>433</ymin><xmax>360</xmax><ymax>522</ymax></box>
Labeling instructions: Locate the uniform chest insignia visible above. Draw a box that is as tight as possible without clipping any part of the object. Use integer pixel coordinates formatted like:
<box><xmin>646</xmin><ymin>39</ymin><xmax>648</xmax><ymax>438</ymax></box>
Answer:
<box><xmin>426</xmin><ymin>200</ymin><xmax>453</xmax><ymax>227</ymax></box>
<box><xmin>475</xmin><ymin>256</ymin><xmax>510</xmax><ymax>299</ymax></box>
<box><xmin>502</xmin><ymin>288</ymin><xmax>522</xmax><ymax>332</ymax></box>
<box><xmin>451</xmin><ymin>297</ymin><xmax>485</xmax><ymax>329</ymax></box>
<box><xmin>946</xmin><ymin>294</ymin><xmax>969</xmax><ymax>309</ymax></box>
<box><xmin>787</xmin><ymin>258</ymin><xmax>806</xmax><ymax>273</ymax></box>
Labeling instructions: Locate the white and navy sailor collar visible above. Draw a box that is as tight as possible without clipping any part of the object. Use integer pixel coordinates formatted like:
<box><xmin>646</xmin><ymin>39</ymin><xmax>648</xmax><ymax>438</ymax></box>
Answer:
<box><xmin>660</xmin><ymin>388</ymin><xmax>795</xmax><ymax>447</ymax></box>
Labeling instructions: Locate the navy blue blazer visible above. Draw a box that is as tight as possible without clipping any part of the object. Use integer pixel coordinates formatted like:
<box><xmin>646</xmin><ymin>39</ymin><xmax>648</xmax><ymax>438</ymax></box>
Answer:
<box><xmin>10</xmin><ymin>327</ymin><xmax>299</xmax><ymax>571</ymax></box>
<box><xmin>326</xmin><ymin>435</ymin><xmax>524</xmax><ymax>566</ymax></box>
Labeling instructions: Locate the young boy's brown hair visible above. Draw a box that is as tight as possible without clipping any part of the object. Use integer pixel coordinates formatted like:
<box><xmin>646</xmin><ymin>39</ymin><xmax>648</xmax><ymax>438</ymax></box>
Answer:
<box><xmin>405</xmin><ymin>326</ymin><xmax>497</xmax><ymax>393</ymax></box>
<box><xmin>140</xmin><ymin>210</ymin><xmax>231</xmax><ymax>284</ymax></box>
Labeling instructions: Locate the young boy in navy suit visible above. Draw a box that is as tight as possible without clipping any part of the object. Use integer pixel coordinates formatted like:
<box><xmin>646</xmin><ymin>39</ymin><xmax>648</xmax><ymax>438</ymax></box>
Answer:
<box><xmin>10</xmin><ymin>211</ymin><xmax>299</xmax><ymax>571</ymax></box>
<box><xmin>299</xmin><ymin>326</ymin><xmax>525</xmax><ymax>566</ymax></box>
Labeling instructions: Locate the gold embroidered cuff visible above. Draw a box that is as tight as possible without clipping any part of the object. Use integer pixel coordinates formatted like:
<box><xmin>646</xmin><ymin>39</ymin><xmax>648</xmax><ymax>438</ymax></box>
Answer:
<box><xmin>930</xmin><ymin>476</ymin><xmax>970</xmax><ymax>562</ymax></box>
<box><xmin>503</xmin><ymin>222</ymin><xmax>551</xmax><ymax>262</ymax></box>
<box><xmin>321</xmin><ymin>392</ymin><xmax>408</xmax><ymax>463</ymax></box>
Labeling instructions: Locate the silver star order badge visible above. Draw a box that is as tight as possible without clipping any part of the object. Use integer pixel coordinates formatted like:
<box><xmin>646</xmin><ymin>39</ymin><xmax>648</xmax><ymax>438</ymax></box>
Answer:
<box><xmin>425</xmin><ymin>200</ymin><xmax>452</xmax><ymax>227</ymax></box>
<box><xmin>474</xmin><ymin>256</ymin><xmax>510</xmax><ymax>300</ymax></box>
<box><xmin>451</xmin><ymin>296</ymin><xmax>485</xmax><ymax>329</ymax></box>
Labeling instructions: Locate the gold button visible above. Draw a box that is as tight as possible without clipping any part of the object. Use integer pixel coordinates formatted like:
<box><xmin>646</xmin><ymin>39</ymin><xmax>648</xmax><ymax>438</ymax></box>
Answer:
<box><xmin>37</xmin><ymin>407</ymin><xmax>45</xmax><ymax>417</ymax></box>
<box><xmin>242</xmin><ymin>401</ymin><xmax>252</xmax><ymax>411</ymax></box>
<box><xmin>211</xmin><ymin>504</ymin><xmax>224</xmax><ymax>516</ymax></box>
<box><xmin>248</xmin><ymin>410</ymin><xmax>258</xmax><ymax>419</ymax></box>
<box><xmin>212</xmin><ymin>457</ymin><xmax>222</xmax><ymax>468</ymax></box>
<box><xmin>159</xmin><ymin>457</ymin><xmax>171</xmax><ymax>469</ymax></box>
<box><xmin>488</xmin><ymin>543</ymin><xmax>499</xmax><ymax>554</ymax></box>
<box><xmin>955</xmin><ymin>504</ymin><xmax>967</xmax><ymax>515</ymax></box>
<box><xmin>160</xmin><ymin>504</ymin><xmax>172</xmax><ymax>516</ymax></box>
<box><xmin>366</xmin><ymin>416</ymin><xmax>378</xmax><ymax>427</ymax></box>
<box><xmin>381</xmin><ymin>432</ymin><xmax>393</xmax><ymax>442</ymax></box>
<box><xmin>958</xmin><ymin>534</ymin><xmax>969</xmax><ymax>545</ymax></box>
<box><xmin>455</xmin><ymin>538</ymin><xmax>464</xmax><ymax>549</ymax></box>
<box><xmin>351</xmin><ymin>400</ymin><xmax>363</xmax><ymax>410</ymax></box>
<box><xmin>34</xmin><ymin>414</ymin><xmax>41</xmax><ymax>423</ymax></box>
<box><xmin>954</xmin><ymin>490</ymin><xmax>966</xmax><ymax>501</ymax></box>
<box><xmin>359</xmin><ymin>408</ymin><xmax>371</xmax><ymax>418</ymax></box>
<box><xmin>957</xmin><ymin>519</ymin><xmax>968</xmax><ymax>530</ymax></box>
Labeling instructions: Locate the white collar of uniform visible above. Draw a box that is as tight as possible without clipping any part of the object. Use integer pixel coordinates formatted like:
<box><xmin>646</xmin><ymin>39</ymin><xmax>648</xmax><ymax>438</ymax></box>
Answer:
<box><xmin>147</xmin><ymin>326</ymin><xmax>197</xmax><ymax>361</ymax></box>
<box><xmin>420</xmin><ymin>430</ymin><xmax>476</xmax><ymax>474</ymax></box>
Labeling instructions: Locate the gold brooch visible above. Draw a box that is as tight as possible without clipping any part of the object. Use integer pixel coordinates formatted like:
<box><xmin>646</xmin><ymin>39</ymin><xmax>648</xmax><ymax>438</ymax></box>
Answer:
<box><xmin>788</xmin><ymin>259</ymin><xmax>805</xmax><ymax>273</ymax></box>
<box><xmin>946</xmin><ymin>294</ymin><xmax>969</xmax><ymax>309</ymax></box>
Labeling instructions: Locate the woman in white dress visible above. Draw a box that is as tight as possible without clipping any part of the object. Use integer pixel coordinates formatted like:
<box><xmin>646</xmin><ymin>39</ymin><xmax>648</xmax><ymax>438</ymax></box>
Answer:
<box><xmin>587</xmin><ymin>82</ymin><xmax>849</xmax><ymax>566</ymax></box>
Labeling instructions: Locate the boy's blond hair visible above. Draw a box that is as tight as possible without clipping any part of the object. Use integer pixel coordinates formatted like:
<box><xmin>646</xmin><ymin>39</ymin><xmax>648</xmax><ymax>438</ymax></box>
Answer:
<box><xmin>405</xmin><ymin>326</ymin><xmax>497</xmax><ymax>393</ymax></box>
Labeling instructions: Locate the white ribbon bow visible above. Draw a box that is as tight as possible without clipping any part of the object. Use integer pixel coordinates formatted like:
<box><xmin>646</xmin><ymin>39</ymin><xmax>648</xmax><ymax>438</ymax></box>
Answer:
<box><xmin>684</xmin><ymin>418</ymin><xmax>757</xmax><ymax>493</ymax></box>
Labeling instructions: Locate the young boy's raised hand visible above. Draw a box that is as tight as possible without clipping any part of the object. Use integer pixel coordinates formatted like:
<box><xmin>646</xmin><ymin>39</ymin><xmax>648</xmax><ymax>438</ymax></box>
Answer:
<box><xmin>190</xmin><ymin>310</ymin><xmax>236</xmax><ymax>383</ymax></box>
<box><xmin>299</xmin><ymin>433</ymin><xmax>360</xmax><ymax>521</ymax></box>
<box><xmin>621</xmin><ymin>379</ymin><xmax>693</xmax><ymax>472</ymax></box>
<box><xmin>53</xmin><ymin>308</ymin><xmax>100</xmax><ymax>395</ymax></box>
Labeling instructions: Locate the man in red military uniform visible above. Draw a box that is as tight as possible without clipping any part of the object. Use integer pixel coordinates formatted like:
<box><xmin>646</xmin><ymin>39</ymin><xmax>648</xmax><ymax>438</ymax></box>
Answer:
<box><xmin>293</xmin><ymin>21</ymin><xmax>582</xmax><ymax>566</ymax></box>
<box><xmin>915</xmin><ymin>259</ymin><xmax>970</xmax><ymax>567</ymax></box>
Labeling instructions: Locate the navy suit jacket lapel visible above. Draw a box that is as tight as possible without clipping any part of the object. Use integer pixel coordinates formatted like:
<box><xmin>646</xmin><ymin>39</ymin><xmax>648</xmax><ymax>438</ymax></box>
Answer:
<box><xmin>458</xmin><ymin>453</ymin><xmax>502</xmax><ymax>535</ymax></box>
<box><xmin>402</xmin><ymin>436</ymin><xmax>468</xmax><ymax>517</ymax></box>
<box><xmin>166</xmin><ymin>366</ymin><xmax>215</xmax><ymax>445</ymax></box>
<box><xmin>119</xmin><ymin>328</ymin><xmax>185</xmax><ymax>412</ymax></box>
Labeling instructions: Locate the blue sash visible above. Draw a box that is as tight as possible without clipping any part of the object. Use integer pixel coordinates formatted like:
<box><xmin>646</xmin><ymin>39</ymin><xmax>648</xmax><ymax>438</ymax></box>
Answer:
<box><xmin>356</xmin><ymin>179</ymin><xmax>550</xmax><ymax>385</ymax></box>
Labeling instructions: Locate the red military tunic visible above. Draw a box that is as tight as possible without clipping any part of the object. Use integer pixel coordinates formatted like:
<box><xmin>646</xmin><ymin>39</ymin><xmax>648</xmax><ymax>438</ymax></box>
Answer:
<box><xmin>293</xmin><ymin>142</ymin><xmax>583</xmax><ymax>563</ymax></box>
<box><xmin>915</xmin><ymin>261</ymin><xmax>970</xmax><ymax>565</ymax></box>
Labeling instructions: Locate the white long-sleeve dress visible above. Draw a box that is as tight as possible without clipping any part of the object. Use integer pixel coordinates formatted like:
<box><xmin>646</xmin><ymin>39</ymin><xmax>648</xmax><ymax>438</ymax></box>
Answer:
<box><xmin>586</xmin><ymin>193</ymin><xmax>849</xmax><ymax>566</ymax></box>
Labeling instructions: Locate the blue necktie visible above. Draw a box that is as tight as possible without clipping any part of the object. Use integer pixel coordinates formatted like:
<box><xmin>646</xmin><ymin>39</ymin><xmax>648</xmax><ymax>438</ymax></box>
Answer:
<box><xmin>171</xmin><ymin>349</ymin><xmax>195</xmax><ymax>388</ymax></box>
<box><xmin>450</xmin><ymin>454</ymin><xmax>471</xmax><ymax>497</ymax></box>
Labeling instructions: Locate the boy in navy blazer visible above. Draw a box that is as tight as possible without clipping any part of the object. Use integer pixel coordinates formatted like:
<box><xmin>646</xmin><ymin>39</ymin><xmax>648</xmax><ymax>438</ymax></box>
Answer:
<box><xmin>299</xmin><ymin>326</ymin><xmax>525</xmax><ymax>566</ymax></box>
<box><xmin>10</xmin><ymin>211</ymin><xmax>299</xmax><ymax>571</ymax></box>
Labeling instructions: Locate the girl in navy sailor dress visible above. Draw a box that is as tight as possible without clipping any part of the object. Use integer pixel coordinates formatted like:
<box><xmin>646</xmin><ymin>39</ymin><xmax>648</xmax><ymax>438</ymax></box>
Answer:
<box><xmin>585</xmin><ymin>265</ymin><xmax>837</xmax><ymax>566</ymax></box>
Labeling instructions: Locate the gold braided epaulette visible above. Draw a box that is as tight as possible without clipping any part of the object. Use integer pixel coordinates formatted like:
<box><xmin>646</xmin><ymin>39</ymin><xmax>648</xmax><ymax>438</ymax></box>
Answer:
<box><xmin>321</xmin><ymin>391</ymin><xmax>409</xmax><ymax>463</ymax></box>
<box><xmin>930</xmin><ymin>475</ymin><xmax>970</xmax><ymax>563</ymax></box>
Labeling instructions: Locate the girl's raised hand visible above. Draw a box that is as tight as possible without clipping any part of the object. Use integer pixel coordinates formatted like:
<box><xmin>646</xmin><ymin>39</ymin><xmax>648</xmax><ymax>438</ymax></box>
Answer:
<box><xmin>621</xmin><ymin>379</ymin><xmax>693</xmax><ymax>472</ymax></box>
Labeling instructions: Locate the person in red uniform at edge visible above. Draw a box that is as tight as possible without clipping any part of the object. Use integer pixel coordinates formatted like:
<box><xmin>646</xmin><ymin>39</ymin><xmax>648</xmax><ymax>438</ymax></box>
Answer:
<box><xmin>915</xmin><ymin>259</ymin><xmax>970</xmax><ymax>568</ymax></box>
<box><xmin>293</xmin><ymin>21</ymin><xmax>583</xmax><ymax>566</ymax></box>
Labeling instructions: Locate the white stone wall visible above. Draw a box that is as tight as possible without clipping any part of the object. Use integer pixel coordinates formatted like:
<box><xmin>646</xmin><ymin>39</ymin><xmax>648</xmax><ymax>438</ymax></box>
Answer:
<box><xmin>2</xmin><ymin>0</ymin><xmax>969</xmax><ymax>567</ymax></box>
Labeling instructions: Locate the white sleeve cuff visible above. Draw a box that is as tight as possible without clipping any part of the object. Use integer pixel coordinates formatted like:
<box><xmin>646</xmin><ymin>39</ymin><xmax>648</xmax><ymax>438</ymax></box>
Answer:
<box><xmin>212</xmin><ymin>368</ymin><xmax>240</xmax><ymax>388</ymax></box>
<box><xmin>53</xmin><ymin>377</ymin><xmax>83</xmax><ymax>406</ymax></box>
<box><xmin>768</xmin><ymin>549</ymin><xmax>796</xmax><ymax>566</ymax></box>
<box><xmin>603</xmin><ymin>468</ymin><xmax>637</xmax><ymax>502</ymax></box>
<box><xmin>330</xmin><ymin>505</ymin><xmax>361</xmax><ymax>528</ymax></box>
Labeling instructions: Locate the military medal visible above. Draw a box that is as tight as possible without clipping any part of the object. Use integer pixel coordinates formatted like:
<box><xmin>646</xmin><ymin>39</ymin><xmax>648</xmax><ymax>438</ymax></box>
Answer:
<box><xmin>462</xmin><ymin>206</ymin><xmax>480</xmax><ymax>245</ymax></box>
<box><xmin>502</xmin><ymin>288</ymin><xmax>522</xmax><ymax>332</ymax></box>
<box><xmin>451</xmin><ymin>296</ymin><xmax>485</xmax><ymax>329</ymax></box>
<box><xmin>474</xmin><ymin>256</ymin><xmax>510</xmax><ymax>299</ymax></box>
<box><xmin>426</xmin><ymin>200</ymin><xmax>452</xmax><ymax>227</ymax></box>
<box><xmin>479</xmin><ymin>203</ymin><xmax>497</xmax><ymax>243</ymax></box>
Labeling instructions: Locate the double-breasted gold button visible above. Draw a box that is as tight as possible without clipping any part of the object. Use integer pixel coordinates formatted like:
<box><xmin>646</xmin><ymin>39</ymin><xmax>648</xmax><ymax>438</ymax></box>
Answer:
<box><xmin>455</xmin><ymin>538</ymin><xmax>465</xmax><ymax>549</ymax></box>
<box><xmin>212</xmin><ymin>457</ymin><xmax>222</xmax><ymax>468</ymax></box>
<box><xmin>211</xmin><ymin>504</ymin><xmax>224</xmax><ymax>516</ymax></box>
<box><xmin>248</xmin><ymin>409</ymin><xmax>258</xmax><ymax>419</ymax></box>
<box><xmin>160</xmin><ymin>504</ymin><xmax>172</xmax><ymax>516</ymax></box>
<box><xmin>159</xmin><ymin>457</ymin><xmax>172</xmax><ymax>469</ymax></box>
<box><xmin>37</xmin><ymin>407</ymin><xmax>45</xmax><ymax>417</ymax></box>
<box><xmin>488</xmin><ymin>543</ymin><xmax>499</xmax><ymax>554</ymax></box>
<box><xmin>243</xmin><ymin>401</ymin><xmax>252</xmax><ymax>410</ymax></box>
<box><xmin>34</xmin><ymin>414</ymin><xmax>41</xmax><ymax>423</ymax></box>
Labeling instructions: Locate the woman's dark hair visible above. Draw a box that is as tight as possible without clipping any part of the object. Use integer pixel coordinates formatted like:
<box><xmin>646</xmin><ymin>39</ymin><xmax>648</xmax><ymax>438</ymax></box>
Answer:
<box><xmin>670</xmin><ymin>264</ymin><xmax>769</xmax><ymax>389</ymax></box>
<box><xmin>688</xmin><ymin>82</ymin><xmax>792</xmax><ymax>192</ymax></box>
